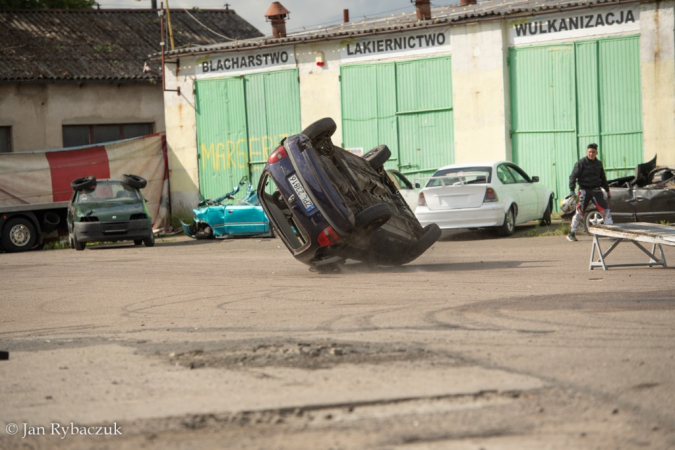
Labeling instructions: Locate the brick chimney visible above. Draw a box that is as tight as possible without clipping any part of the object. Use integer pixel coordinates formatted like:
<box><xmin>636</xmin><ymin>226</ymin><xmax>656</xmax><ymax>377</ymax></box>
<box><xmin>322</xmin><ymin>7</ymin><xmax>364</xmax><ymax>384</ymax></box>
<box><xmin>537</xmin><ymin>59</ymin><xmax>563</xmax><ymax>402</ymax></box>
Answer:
<box><xmin>411</xmin><ymin>0</ymin><xmax>431</xmax><ymax>21</ymax></box>
<box><xmin>265</xmin><ymin>2</ymin><xmax>290</xmax><ymax>38</ymax></box>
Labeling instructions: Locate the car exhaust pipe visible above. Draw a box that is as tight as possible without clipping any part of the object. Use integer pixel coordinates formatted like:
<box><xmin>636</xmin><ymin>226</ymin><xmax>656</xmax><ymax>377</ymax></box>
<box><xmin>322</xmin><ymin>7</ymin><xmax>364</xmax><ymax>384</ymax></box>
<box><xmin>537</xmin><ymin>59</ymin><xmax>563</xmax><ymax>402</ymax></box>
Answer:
<box><xmin>42</xmin><ymin>212</ymin><xmax>60</xmax><ymax>233</ymax></box>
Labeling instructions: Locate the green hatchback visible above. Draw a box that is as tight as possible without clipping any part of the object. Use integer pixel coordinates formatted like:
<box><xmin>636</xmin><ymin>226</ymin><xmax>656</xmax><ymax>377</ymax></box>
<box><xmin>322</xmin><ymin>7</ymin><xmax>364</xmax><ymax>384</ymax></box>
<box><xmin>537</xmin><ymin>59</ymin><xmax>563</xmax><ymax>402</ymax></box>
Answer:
<box><xmin>67</xmin><ymin>175</ymin><xmax>154</xmax><ymax>251</ymax></box>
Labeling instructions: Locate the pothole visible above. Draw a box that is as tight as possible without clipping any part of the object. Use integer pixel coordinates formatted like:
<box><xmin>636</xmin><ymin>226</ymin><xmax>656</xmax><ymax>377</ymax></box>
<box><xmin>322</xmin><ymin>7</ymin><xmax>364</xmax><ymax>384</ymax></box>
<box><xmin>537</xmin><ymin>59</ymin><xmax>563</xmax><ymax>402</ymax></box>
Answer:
<box><xmin>165</xmin><ymin>339</ymin><xmax>461</xmax><ymax>370</ymax></box>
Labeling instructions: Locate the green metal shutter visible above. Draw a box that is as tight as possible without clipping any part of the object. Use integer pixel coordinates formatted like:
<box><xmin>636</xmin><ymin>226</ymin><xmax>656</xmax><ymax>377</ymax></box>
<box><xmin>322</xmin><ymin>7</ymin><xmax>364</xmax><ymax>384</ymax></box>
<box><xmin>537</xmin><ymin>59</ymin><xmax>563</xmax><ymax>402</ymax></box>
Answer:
<box><xmin>341</xmin><ymin>63</ymin><xmax>398</xmax><ymax>158</ymax></box>
<box><xmin>245</xmin><ymin>69</ymin><xmax>302</xmax><ymax>184</ymax></box>
<box><xmin>195</xmin><ymin>77</ymin><xmax>248</xmax><ymax>200</ymax></box>
<box><xmin>341</xmin><ymin>56</ymin><xmax>454</xmax><ymax>180</ymax></box>
<box><xmin>195</xmin><ymin>69</ymin><xmax>301</xmax><ymax>200</ymax></box>
<box><xmin>396</xmin><ymin>57</ymin><xmax>454</xmax><ymax>179</ymax></box>
<box><xmin>510</xmin><ymin>36</ymin><xmax>642</xmax><ymax>210</ymax></box>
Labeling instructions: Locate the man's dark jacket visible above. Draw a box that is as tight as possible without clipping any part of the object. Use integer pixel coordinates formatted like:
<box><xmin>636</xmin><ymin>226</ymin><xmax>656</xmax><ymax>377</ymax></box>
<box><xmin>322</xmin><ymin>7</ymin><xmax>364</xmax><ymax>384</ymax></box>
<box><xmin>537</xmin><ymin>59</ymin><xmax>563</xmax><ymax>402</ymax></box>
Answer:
<box><xmin>569</xmin><ymin>157</ymin><xmax>609</xmax><ymax>191</ymax></box>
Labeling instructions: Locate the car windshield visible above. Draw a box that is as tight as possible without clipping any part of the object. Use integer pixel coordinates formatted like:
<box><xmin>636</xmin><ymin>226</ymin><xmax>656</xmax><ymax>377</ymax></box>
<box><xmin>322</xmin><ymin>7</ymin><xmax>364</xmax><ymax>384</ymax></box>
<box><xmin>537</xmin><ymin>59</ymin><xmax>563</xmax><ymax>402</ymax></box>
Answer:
<box><xmin>426</xmin><ymin>167</ymin><xmax>492</xmax><ymax>187</ymax></box>
<box><xmin>75</xmin><ymin>181</ymin><xmax>141</xmax><ymax>203</ymax></box>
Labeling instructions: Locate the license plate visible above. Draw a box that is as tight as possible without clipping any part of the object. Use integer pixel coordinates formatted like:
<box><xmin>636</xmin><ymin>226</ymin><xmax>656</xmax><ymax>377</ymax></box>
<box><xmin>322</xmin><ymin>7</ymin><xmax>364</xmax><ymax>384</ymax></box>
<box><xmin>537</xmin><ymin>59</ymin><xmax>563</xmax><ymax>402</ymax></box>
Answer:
<box><xmin>288</xmin><ymin>174</ymin><xmax>316</xmax><ymax>212</ymax></box>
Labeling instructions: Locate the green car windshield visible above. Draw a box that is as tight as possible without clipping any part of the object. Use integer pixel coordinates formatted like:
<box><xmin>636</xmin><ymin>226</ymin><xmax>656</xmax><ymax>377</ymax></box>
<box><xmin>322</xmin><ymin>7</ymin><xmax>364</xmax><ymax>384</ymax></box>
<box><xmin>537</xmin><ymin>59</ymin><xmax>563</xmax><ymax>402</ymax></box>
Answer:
<box><xmin>75</xmin><ymin>181</ymin><xmax>141</xmax><ymax>203</ymax></box>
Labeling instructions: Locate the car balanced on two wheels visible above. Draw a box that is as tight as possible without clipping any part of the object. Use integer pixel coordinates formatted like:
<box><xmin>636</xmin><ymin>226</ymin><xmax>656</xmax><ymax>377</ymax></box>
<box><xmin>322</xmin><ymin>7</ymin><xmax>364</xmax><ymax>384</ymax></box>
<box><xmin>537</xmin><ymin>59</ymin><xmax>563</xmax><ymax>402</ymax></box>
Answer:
<box><xmin>257</xmin><ymin>117</ymin><xmax>441</xmax><ymax>271</ymax></box>
<box><xmin>68</xmin><ymin>174</ymin><xmax>155</xmax><ymax>251</ymax></box>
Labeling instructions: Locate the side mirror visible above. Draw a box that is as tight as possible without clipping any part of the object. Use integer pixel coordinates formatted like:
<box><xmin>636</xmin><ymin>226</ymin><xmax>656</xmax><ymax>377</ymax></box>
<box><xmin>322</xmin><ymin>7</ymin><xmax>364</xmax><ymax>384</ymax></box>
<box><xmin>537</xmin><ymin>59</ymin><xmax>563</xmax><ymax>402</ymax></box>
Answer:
<box><xmin>531</xmin><ymin>176</ymin><xmax>539</xmax><ymax>182</ymax></box>
<box><xmin>414</xmin><ymin>182</ymin><xmax>421</xmax><ymax>189</ymax></box>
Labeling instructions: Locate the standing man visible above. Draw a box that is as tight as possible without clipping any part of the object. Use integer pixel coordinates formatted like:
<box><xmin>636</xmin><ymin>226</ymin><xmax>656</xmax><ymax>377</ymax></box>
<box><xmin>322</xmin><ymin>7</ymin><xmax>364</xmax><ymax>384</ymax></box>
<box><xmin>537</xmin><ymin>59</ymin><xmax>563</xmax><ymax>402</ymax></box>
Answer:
<box><xmin>566</xmin><ymin>143</ymin><xmax>612</xmax><ymax>241</ymax></box>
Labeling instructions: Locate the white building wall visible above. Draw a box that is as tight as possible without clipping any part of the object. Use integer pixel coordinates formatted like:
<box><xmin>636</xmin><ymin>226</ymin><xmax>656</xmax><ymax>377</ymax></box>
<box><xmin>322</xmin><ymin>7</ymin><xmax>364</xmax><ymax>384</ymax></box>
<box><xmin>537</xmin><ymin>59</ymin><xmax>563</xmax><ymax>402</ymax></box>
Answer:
<box><xmin>0</xmin><ymin>83</ymin><xmax>164</xmax><ymax>152</ymax></box>
<box><xmin>450</xmin><ymin>21</ymin><xmax>510</xmax><ymax>163</ymax></box>
<box><xmin>640</xmin><ymin>0</ymin><xmax>675</xmax><ymax>166</ymax></box>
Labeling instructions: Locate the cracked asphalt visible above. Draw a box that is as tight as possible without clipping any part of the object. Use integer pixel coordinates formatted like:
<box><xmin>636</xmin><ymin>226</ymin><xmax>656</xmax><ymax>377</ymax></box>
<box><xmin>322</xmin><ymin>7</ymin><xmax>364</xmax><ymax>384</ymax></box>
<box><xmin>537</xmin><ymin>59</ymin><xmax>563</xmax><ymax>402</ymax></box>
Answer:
<box><xmin>1</xmin><ymin>226</ymin><xmax>674</xmax><ymax>449</ymax></box>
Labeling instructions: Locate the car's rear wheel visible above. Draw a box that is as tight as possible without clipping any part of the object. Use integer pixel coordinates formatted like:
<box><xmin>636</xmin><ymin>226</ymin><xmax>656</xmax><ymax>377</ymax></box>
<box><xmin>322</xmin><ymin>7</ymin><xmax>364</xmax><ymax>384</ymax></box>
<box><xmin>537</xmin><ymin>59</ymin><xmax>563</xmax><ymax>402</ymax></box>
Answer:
<box><xmin>71</xmin><ymin>176</ymin><xmax>96</xmax><ymax>191</ymax></box>
<box><xmin>302</xmin><ymin>118</ymin><xmax>337</xmax><ymax>156</ymax></box>
<box><xmin>363</xmin><ymin>145</ymin><xmax>391</xmax><ymax>170</ymax></box>
<box><xmin>122</xmin><ymin>174</ymin><xmax>147</xmax><ymax>189</ymax></box>
<box><xmin>143</xmin><ymin>232</ymin><xmax>155</xmax><ymax>247</ymax></box>
<box><xmin>355</xmin><ymin>203</ymin><xmax>396</xmax><ymax>230</ymax></box>
<box><xmin>496</xmin><ymin>207</ymin><xmax>515</xmax><ymax>236</ymax></box>
<box><xmin>1</xmin><ymin>217</ymin><xmax>37</xmax><ymax>252</ymax></box>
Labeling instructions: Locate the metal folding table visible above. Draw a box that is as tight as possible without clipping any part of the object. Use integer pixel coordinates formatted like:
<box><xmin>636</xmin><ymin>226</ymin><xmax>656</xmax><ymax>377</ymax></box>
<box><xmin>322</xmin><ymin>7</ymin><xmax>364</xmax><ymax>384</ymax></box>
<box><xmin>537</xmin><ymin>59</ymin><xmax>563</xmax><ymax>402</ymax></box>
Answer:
<box><xmin>588</xmin><ymin>223</ymin><xmax>675</xmax><ymax>270</ymax></box>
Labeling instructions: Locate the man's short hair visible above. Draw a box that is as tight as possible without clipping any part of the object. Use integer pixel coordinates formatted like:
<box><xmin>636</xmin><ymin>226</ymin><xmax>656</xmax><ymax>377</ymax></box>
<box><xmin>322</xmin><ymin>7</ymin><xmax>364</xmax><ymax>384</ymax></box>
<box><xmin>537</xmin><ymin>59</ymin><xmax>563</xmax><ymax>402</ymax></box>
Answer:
<box><xmin>587</xmin><ymin>143</ymin><xmax>598</xmax><ymax>150</ymax></box>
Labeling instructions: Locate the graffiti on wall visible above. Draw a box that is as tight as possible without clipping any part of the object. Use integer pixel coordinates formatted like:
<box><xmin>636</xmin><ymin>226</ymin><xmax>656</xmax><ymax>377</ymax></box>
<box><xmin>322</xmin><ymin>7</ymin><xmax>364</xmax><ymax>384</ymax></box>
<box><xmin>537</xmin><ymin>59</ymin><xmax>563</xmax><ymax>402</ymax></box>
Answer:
<box><xmin>200</xmin><ymin>133</ymin><xmax>290</xmax><ymax>171</ymax></box>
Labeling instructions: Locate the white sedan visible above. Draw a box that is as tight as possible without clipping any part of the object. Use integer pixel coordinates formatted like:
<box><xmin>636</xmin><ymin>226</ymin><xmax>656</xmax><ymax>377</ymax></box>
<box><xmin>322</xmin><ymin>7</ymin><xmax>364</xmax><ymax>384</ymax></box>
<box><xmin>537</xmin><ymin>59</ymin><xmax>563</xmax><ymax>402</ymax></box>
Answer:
<box><xmin>415</xmin><ymin>161</ymin><xmax>554</xmax><ymax>236</ymax></box>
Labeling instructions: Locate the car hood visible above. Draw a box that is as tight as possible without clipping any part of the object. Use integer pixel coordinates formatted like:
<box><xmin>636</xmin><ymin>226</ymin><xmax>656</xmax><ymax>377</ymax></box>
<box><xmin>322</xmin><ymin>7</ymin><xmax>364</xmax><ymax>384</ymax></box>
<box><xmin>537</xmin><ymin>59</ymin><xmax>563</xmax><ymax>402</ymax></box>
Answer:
<box><xmin>72</xmin><ymin>201</ymin><xmax>146</xmax><ymax>220</ymax></box>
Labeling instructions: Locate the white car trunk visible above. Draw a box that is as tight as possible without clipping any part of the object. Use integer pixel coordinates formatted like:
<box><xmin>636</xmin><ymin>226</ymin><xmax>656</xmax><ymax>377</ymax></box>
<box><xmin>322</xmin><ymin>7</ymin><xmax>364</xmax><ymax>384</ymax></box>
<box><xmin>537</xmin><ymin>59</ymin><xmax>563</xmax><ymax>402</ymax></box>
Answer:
<box><xmin>424</xmin><ymin>185</ymin><xmax>487</xmax><ymax>210</ymax></box>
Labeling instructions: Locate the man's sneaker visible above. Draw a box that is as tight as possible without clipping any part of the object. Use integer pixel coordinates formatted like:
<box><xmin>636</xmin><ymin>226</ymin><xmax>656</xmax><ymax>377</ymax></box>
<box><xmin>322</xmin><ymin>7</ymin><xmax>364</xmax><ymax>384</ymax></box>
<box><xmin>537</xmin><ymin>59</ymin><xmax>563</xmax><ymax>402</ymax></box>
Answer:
<box><xmin>567</xmin><ymin>232</ymin><xmax>577</xmax><ymax>242</ymax></box>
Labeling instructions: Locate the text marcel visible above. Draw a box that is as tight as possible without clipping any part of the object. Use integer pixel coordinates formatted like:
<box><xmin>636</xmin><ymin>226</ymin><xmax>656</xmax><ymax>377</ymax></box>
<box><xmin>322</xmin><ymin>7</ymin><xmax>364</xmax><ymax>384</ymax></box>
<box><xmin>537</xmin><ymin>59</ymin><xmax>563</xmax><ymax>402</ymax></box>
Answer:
<box><xmin>514</xmin><ymin>9</ymin><xmax>636</xmax><ymax>36</ymax></box>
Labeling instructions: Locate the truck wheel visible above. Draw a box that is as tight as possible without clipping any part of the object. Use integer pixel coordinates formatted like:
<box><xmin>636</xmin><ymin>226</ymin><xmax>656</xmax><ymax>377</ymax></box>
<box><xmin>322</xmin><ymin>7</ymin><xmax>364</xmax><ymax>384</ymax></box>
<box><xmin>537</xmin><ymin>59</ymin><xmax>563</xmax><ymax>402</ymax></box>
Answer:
<box><xmin>71</xmin><ymin>176</ymin><xmax>96</xmax><ymax>191</ymax></box>
<box><xmin>122</xmin><ymin>174</ymin><xmax>147</xmax><ymax>189</ymax></box>
<box><xmin>1</xmin><ymin>217</ymin><xmax>37</xmax><ymax>252</ymax></box>
<box><xmin>363</xmin><ymin>145</ymin><xmax>391</xmax><ymax>170</ymax></box>
<box><xmin>143</xmin><ymin>232</ymin><xmax>155</xmax><ymax>247</ymax></box>
<box><xmin>72</xmin><ymin>233</ymin><xmax>86</xmax><ymax>251</ymax></box>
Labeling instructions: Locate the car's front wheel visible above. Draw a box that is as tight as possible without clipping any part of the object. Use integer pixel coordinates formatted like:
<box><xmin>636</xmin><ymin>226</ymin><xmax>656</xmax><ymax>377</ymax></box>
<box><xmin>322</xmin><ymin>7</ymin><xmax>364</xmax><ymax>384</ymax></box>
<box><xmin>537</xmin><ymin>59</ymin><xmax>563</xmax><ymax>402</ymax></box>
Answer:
<box><xmin>540</xmin><ymin>197</ymin><xmax>552</xmax><ymax>226</ymax></box>
<box><xmin>585</xmin><ymin>210</ymin><xmax>604</xmax><ymax>232</ymax></box>
<box><xmin>355</xmin><ymin>203</ymin><xmax>396</xmax><ymax>230</ymax></box>
<box><xmin>496</xmin><ymin>207</ymin><xmax>515</xmax><ymax>236</ymax></box>
<box><xmin>72</xmin><ymin>233</ymin><xmax>85</xmax><ymax>251</ymax></box>
<box><xmin>363</xmin><ymin>145</ymin><xmax>391</xmax><ymax>170</ymax></box>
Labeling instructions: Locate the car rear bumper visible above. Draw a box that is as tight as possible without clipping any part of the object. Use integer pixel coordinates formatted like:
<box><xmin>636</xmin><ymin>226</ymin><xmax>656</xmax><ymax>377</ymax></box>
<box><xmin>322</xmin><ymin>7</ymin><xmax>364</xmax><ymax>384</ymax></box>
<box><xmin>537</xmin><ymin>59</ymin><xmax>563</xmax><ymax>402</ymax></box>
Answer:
<box><xmin>415</xmin><ymin>204</ymin><xmax>504</xmax><ymax>229</ymax></box>
<box><xmin>73</xmin><ymin>219</ymin><xmax>152</xmax><ymax>243</ymax></box>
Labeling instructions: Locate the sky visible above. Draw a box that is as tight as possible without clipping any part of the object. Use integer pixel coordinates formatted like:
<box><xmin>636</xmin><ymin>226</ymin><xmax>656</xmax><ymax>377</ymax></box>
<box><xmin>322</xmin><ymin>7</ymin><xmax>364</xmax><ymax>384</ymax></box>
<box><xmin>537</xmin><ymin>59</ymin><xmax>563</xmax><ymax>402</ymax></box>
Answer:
<box><xmin>93</xmin><ymin>0</ymin><xmax>458</xmax><ymax>36</ymax></box>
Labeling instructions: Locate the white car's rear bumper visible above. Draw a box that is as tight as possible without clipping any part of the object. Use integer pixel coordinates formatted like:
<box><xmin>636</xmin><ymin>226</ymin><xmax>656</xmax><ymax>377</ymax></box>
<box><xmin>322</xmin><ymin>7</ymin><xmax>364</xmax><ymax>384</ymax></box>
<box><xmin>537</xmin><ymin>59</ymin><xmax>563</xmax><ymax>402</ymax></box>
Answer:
<box><xmin>415</xmin><ymin>204</ymin><xmax>505</xmax><ymax>229</ymax></box>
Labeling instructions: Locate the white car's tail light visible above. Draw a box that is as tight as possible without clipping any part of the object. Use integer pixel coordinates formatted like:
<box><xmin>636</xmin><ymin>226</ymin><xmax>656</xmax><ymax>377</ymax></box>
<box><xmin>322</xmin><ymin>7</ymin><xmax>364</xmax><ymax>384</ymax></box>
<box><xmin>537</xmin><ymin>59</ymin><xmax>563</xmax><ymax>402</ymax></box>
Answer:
<box><xmin>418</xmin><ymin>192</ymin><xmax>427</xmax><ymax>207</ymax></box>
<box><xmin>483</xmin><ymin>188</ymin><xmax>499</xmax><ymax>203</ymax></box>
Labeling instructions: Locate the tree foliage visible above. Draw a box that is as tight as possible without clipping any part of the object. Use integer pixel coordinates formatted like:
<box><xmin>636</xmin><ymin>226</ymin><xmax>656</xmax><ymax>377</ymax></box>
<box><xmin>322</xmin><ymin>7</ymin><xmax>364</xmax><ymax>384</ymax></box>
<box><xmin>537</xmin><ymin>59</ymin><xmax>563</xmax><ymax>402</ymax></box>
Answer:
<box><xmin>0</xmin><ymin>0</ymin><xmax>97</xmax><ymax>9</ymax></box>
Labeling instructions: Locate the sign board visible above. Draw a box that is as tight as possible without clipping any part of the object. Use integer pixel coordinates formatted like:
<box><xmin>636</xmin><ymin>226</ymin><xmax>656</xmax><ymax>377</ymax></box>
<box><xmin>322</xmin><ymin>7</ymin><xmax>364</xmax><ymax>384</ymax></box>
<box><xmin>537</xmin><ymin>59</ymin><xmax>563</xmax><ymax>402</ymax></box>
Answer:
<box><xmin>340</xmin><ymin>28</ymin><xmax>450</xmax><ymax>63</ymax></box>
<box><xmin>508</xmin><ymin>4</ymin><xmax>639</xmax><ymax>46</ymax></box>
<box><xmin>196</xmin><ymin>46</ymin><xmax>297</xmax><ymax>78</ymax></box>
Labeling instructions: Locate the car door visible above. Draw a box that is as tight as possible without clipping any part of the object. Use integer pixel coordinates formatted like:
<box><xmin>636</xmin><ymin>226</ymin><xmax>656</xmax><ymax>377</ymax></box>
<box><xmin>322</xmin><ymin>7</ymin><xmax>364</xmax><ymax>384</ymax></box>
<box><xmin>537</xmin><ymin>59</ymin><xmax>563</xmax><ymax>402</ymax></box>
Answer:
<box><xmin>387</xmin><ymin>170</ymin><xmax>420</xmax><ymax>211</ymax></box>
<box><xmin>496</xmin><ymin>164</ymin><xmax>524</xmax><ymax>217</ymax></box>
<box><xmin>633</xmin><ymin>186</ymin><xmax>675</xmax><ymax>223</ymax></box>
<box><xmin>505</xmin><ymin>164</ymin><xmax>539</xmax><ymax>221</ymax></box>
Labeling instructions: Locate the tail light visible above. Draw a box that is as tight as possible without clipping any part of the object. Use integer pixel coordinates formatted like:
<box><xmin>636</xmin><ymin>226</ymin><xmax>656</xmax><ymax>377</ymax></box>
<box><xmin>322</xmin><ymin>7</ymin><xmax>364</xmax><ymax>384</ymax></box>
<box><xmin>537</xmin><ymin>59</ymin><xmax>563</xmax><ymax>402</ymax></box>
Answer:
<box><xmin>418</xmin><ymin>192</ymin><xmax>427</xmax><ymax>207</ymax></box>
<box><xmin>268</xmin><ymin>145</ymin><xmax>288</xmax><ymax>164</ymax></box>
<box><xmin>317</xmin><ymin>226</ymin><xmax>339</xmax><ymax>247</ymax></box>
<box><xmin>483</xmin><ymin>188</ymin><xmax>498</xmax><ymax>203</ymax></box>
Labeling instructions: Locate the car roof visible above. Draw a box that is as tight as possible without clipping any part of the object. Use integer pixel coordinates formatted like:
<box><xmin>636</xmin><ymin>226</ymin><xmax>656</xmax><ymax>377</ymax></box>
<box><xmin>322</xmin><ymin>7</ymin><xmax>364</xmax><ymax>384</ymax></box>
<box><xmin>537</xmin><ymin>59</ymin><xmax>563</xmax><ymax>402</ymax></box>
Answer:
<box><xmin>433</xmin><ymin>161</ymin><xmax>512</xmax><ymax>172</ymax></box>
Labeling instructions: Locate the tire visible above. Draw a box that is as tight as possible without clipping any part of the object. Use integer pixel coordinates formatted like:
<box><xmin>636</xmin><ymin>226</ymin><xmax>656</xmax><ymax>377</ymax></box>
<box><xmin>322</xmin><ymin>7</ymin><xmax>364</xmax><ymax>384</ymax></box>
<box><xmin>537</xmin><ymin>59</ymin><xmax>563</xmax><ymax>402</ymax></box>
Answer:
<box><xmin>71</xmin><ymin>176</ymin><xmax>96</xmax><ymax>191</ymax></box>
<box><xmin>355</xmin><ymin>203</ymin><xmax>396</xmax><ymax>230</ymax></box>
<box><xmin>134</xmin><ymin>239</ymin><xmax>143</xmax><ymax>246</ymax></box>
<box><xmin>585</xmin><ymin>210</ymin><xmax>604</xmax><ymax>232</ymax></box>
<box><xmin>302</xmin><ymin>118</ymin><xmax>336</xmax><ymax>142</ymax></box>
<box><xmin>143</xmin><ymin>232</ymin><xmax>155</xmax><ymax>247</ymax></box>
<box><xmin>122</xmin><ymin>174</ymin><xmax>147</xmax><ymax>189</ymax></box>
<box><xmin>1</xmin><ymin>217</ymin><xmax>37</xmax><ymax>252</ymax></box>
<box><xmin>363</xmin><ymin>145</ymin><xmax>391</xmax><ymax>170</ymax></box>
<box><xmin>496</xmin><ymin>207</ymin><xmax>515</xmax><ymax>236</ymax></box>
<box><xmin>402</xmin><ymin>223</ymin><xmax>442</xmax><ymax>264</ymax></box>
<box><xmin>539</xmin><ymin>197</ymin><xmax>552</xmax><ymax>226</ymax></box>
<box><xmin>72</xmin><ymin>233</ymin><xmax>85</xmax><ymax>251</ymax></box>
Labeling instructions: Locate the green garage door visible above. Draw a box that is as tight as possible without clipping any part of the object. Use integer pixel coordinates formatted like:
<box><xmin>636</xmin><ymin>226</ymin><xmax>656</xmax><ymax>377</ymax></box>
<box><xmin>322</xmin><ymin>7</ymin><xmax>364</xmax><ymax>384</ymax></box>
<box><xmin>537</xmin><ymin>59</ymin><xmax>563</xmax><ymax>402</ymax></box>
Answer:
<box><xmin>195</xmin><ymin>69</ymin><xmax>301</xmax><ymax>200</ymax></box>
<box><xmin>341</xmin><ymin>56</ymin><xmax>454</xmax><ymax>182</ymax></box>
<box><xmin>510</xmin><ymin>36</ymin><xmax>642</xmax><ymax>210</ymax></box>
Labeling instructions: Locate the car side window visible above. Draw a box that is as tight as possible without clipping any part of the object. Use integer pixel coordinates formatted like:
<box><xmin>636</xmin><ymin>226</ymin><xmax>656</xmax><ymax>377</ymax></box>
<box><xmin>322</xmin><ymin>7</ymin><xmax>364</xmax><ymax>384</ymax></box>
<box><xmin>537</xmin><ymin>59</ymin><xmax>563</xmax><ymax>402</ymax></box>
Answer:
<box><xmin>497</xmin><ymin>165</ymin><xmax>516</xmax><ymax>184</ymax></box>
<box><xmin>507</xmin><ymin>165</ymin><xmax>530</xmax><ymax>183</ymax></box>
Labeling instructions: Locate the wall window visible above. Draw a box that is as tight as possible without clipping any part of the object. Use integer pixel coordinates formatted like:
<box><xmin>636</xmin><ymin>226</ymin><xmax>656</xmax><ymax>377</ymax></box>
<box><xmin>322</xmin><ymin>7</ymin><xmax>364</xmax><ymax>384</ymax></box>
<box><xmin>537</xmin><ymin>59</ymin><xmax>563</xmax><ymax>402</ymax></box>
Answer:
<box><xmin>63</xmin><ymin>123</ymin><xmax>154</xmax><ymax>147</ymax></box>
<box><xmin>0</xmin><ymin>127</ymin><xmax>11</xmax><ymax>153</ymax></box>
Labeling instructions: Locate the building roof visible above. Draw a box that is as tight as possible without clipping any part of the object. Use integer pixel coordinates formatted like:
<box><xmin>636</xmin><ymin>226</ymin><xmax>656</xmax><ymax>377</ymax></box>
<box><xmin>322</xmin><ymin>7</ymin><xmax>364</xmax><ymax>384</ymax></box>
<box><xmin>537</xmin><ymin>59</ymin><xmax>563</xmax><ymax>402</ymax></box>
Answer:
<box><xmin>159</xmin><ymin>0</ymin><xmax>640</xmax><ymax>58</ymax></box>
<box><xmin>0</xmin><ymin>9</ymin><xmax>263</xmax><ymax>83</ymax></box>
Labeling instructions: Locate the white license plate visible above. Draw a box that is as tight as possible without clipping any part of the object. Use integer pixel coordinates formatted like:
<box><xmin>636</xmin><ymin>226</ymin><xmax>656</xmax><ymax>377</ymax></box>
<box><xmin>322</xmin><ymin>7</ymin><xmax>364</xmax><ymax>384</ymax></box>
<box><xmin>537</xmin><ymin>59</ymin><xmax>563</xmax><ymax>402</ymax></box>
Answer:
<box><xmin>288</xmin><ymin>174</ymin><xmax>316</xmax><ymax>211</ymax></box>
